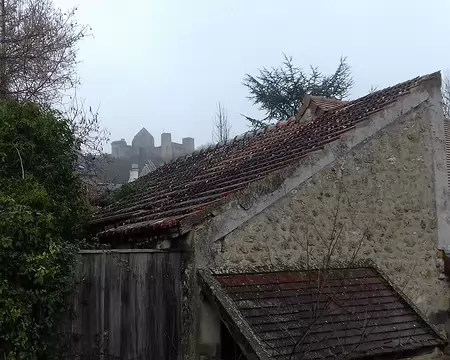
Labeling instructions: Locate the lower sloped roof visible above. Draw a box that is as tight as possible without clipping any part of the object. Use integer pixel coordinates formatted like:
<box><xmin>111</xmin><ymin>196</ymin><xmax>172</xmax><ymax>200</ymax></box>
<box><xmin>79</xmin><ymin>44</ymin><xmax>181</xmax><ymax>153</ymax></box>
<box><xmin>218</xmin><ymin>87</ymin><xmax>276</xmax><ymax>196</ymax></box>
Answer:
<box><xmin>199</xmin><ymin>266</ymin><xmax>445</xmax><ymax>360</ymax></box>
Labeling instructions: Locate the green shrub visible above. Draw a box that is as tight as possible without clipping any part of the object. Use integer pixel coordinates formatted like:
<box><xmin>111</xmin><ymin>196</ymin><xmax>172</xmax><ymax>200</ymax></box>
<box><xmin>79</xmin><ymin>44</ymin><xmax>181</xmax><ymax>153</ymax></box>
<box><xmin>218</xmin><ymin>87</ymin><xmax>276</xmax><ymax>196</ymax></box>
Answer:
<box><xmin>0</xmin><ymin>102</ymin><xmax>88</xmax><ymax>360</ymax></box>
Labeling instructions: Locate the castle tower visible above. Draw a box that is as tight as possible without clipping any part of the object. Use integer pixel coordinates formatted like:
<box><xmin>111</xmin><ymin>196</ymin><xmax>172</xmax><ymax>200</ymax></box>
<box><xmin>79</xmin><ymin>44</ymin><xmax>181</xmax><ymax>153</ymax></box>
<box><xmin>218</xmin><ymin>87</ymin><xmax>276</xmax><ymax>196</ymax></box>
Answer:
<box><xmin>111</xmin><ymin>138</ymin><xmax>128</xmax><ymax>158</ymax></box>
<box><xmin>132</xmin><ymin>128</ymin><xmax>154</xmax><ymax>157</ymax></box>
<box><xmin>161</xmin><ymin>133</ymin><xmax>173</xmax><ymax>161</ymax></box>
<box><xmin>182</xmin><ymin>137</ymin><xmax>195</xmax><ymax>154</ymax></box>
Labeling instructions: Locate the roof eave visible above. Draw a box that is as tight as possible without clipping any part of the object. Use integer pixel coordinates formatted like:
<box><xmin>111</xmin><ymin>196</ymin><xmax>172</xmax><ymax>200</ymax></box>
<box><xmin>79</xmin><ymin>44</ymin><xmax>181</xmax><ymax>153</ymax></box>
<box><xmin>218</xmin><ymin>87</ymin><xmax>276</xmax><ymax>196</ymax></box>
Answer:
<box><xmin>198</xmin><ymin>270</ymin><xmax>271</xmax><ymax>360</ymax></box>
<box><xmin>370</xmin><ymin>264</ymin><xmax>447</xmax><ymax>345</ymax></box>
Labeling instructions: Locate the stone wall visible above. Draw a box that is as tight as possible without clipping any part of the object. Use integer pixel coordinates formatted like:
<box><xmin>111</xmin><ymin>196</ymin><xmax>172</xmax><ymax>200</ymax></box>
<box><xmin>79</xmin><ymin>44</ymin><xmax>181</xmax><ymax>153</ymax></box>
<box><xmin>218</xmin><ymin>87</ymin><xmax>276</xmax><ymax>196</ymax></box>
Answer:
<box><xmin>197</xmin><ymin>299</ymin><xmax>221</xmax><ymax>359</ymax></box>
<box><xmin>199</xmin><ymin>100</ymin><xmax>449</xmax><ymax>319</ymax></box>
<box><xmin>173</xmin><ymin>142</ymin><xmax>189</xmax><ymax>158</ymax></box>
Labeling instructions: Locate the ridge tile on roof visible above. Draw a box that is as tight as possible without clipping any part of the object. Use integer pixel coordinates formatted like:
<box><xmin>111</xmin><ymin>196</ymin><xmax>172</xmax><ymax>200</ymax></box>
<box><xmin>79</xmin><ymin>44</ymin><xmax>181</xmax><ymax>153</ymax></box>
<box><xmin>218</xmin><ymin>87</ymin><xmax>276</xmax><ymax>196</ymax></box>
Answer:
<box><xmin>296</xmin><ymin>95</ymin><xmax>348</xmax><ymax>121</ymax></box>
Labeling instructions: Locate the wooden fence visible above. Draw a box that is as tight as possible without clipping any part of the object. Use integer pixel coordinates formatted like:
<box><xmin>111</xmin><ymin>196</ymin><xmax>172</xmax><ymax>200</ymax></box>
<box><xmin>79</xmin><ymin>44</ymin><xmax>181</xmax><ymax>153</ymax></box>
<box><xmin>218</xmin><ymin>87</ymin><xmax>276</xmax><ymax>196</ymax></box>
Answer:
<box><xmin>65</xmin><ymin>249</ymin><xmax>183</xmax><ymax>360</ymax></box>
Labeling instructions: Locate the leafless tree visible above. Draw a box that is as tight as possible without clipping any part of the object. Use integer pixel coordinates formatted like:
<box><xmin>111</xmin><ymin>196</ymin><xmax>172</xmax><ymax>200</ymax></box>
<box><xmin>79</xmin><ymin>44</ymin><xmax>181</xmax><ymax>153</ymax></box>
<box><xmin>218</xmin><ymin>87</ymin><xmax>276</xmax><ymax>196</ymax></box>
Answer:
<box><xmin>62</xmin><ymin>91</ymin><xmax>111</xmax><ymax>208</ymax></box>
<box><xmin>0</xmin><ymin>0</ymin><xmax>109</xmax><ymax>180</ymax></box>
<box><xmin>368</xmin><ymin>84</ymin><xmax>378</xmax><ymax>94</ymax></box>
<box><xmin>64</xmin><ymin>94</ymin><xmax>109</xmax><ymax>158</ymax></box>
<box><xmin>213</xmin><ymin>102</ymin><xmax>231</xmax><ymax>143</ymax></box>
<box><xmin>0</xmin><ymin>0</ymin><xmax>89</xmax><ymax>105</ymax></box>
<box><xmin>442</xmin><ymin>72</ymin><xmax>450</xmax><ymax>119</ymax></box>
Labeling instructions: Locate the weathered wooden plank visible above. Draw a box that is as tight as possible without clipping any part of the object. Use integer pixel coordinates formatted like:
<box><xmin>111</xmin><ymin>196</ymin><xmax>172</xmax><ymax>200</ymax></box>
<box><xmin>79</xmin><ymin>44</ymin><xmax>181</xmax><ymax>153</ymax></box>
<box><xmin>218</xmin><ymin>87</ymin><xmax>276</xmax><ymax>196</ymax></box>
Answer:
<box><xmin>134</xmin><ymin>253</ymin><xmax>149</xmax><ymax>360</ymax></box>
<box><xmin>119</xmin><ymin>252</ymin><xmax>131</xmax><ymax>360</ymax></box>
<box><xmin>102</xmin><ymin>252</ymin><xmax>111</xmax><ymax>360</ymax></box>
<box><xmin>127</xmin><ymin>253</ymin><xmax>138</xmax><ymax>360</ymax></box>
<box><xmin>67</xmin><ymin>251</ymin><xmax>183</xmax><ymax>360</ymax></box>
<box><xmin>84</xmin><ymin>254</ymin><xmax>98</xmax><ymax>357</ymax></box>
<box><xmin>146</xmin><ymin>252</ymin><xmax>157</xmax><ymax>360</ymax></box>
<box><xmin>107</xmin><ymin>251</ymin><xmax>122</xmax><ymax>359</ymax></box>
<box><xmin>169</xmin><ymin>252</ymin><xmax>183</xmax><ymax>360</ymax></box>
<box><xmin>99</xmin><ymin>252</ymin><xmax>106</xmax><ymax>360</ymax></box>
<box><xmin>153</xmin><ymin>252</ymin><xmax>165</xmax><ymax>359</ymax></box>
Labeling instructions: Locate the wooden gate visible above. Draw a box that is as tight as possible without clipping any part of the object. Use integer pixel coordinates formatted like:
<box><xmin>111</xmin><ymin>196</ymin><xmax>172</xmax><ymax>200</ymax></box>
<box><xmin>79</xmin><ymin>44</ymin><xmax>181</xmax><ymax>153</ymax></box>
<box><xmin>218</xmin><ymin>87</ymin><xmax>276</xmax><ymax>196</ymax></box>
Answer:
<box><xmin>65</xmin><ymin>249</ymin><xmax>183</xmax><ymax>360</ymax></box>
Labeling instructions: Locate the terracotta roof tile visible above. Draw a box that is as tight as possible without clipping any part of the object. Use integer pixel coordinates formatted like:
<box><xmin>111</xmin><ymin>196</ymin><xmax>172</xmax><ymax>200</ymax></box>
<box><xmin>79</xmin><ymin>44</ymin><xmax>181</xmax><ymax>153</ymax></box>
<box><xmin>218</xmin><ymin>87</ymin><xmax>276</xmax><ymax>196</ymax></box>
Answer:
<box><xmin>199</xmin><ymin>267</ymin><xmax>445</xmax><ymax>359</ymax></box>
<box><xmin>92</xmin><ymin>72</ymin><xmax>440</xmax><ymax>238</ymax></box>
<box><xmin>296</xmin><ymin>95</ymin><xmax>348</xmax><ymax>121</ymax></box>
<box><xmin>312</xmin><ymin>97</ymin><xmax>348</xmax><ymax>111</ymax></box>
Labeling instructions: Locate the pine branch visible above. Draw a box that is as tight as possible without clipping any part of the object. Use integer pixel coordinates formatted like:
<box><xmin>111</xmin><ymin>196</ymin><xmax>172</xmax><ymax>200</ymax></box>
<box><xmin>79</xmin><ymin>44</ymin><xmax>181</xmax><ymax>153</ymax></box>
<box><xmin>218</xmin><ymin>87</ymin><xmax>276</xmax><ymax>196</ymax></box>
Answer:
<box><xmin>243</xmin><ymin>55</ymin><xmax>354</xmax><ymax>130</ymax></box>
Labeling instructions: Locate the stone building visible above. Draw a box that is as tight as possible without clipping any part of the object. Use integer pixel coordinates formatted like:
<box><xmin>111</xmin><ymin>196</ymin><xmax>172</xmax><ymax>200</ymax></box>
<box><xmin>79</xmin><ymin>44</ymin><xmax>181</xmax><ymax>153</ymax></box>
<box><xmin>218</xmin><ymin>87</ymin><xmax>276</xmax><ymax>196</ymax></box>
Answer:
<box><xmin>111</xmin><ymin>128</ymin><xmax>195</xmax><ymax>163</ymax></box>
<box><xmin>105</xmin><ymin>128</ymin><xmax>195</xmax><ymax>183</ymax></box>
<box><xmin>90</xmin><ymin>72</ymin><xmax>450</xmax><ymax>359</ymax></box>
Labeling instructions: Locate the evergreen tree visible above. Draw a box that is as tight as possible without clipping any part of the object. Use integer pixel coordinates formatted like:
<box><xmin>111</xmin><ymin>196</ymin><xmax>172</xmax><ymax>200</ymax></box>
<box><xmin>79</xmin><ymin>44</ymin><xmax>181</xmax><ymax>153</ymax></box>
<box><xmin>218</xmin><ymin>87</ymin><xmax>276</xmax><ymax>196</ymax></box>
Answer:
<box><xmin>243</xmin><ymin>55</ymin><xmax>353</xmax><ymax>129</ymax></box>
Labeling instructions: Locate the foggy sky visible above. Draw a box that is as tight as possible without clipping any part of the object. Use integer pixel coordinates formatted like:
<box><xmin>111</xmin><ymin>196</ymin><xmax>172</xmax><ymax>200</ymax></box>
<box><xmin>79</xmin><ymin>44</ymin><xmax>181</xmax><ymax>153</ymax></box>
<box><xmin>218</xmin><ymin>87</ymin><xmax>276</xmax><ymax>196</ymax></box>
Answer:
<box><xmin>55</xmin><ymin>0</ymin><xmax>450</xmax><ymax>150</ymax></box>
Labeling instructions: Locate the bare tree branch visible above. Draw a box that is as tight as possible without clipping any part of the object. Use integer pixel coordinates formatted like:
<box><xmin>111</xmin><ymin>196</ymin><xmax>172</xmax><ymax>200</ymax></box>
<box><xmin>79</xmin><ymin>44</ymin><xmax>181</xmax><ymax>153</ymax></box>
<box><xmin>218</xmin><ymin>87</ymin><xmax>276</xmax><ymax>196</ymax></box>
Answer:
<box><xmin>442</xmin><ymin>71</ymin><xmax>450</xmax><ymax>119</ymax></box>
<box><xmin>0</xmin><ymin>0</ymin><xmax>90</xmax><ymax>105</ymax></box>
<box><xmin>255</xmin><ymin>179</ymin><xmax>385</xmax><ymax>360</ymax></box>
<box><xmin>213</xmin><ymin>102</ymin><xmax>231</xmax><ymax>143</ymax></box>
<box><xmin>13</xmin><ymin>143</ymin><xmax>23</xmax><ymax>178</ymax></box>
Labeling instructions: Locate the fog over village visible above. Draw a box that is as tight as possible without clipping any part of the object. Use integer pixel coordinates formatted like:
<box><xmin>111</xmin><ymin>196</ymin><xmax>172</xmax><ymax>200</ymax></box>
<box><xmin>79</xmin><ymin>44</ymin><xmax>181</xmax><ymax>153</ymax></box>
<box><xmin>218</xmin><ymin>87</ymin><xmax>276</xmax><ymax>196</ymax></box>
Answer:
<box><xmin>2</xmin><ymin>1</ymin><xmax>450</xmax><ymax>359</ymax></box>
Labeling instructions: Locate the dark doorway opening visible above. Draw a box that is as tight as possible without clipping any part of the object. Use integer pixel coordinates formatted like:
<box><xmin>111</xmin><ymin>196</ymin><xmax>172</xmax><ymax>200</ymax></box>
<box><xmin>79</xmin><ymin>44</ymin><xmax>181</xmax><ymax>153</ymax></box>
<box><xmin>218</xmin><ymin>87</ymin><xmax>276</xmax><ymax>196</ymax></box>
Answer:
<box><xmin>220</xmin><ymin>321</ymin><xmax>246</xmax><ymax>360</ymax></box>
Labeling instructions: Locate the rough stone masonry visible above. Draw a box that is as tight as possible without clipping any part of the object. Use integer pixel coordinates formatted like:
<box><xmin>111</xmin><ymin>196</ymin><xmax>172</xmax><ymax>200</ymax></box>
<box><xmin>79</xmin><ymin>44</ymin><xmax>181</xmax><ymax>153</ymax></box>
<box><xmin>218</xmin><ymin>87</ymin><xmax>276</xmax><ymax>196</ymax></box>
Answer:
<box><xmin>193</xmin><ymin>84</ymin><xmax>450</xmax><ymax>324</ymax></box>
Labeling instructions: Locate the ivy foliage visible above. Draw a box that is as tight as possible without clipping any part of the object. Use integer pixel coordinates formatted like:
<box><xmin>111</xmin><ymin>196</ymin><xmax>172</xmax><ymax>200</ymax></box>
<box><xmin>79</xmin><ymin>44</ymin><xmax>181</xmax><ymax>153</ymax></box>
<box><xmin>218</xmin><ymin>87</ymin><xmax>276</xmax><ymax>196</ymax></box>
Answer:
<box><xmin>108</xmin><ymin>182</ymin><xmax>136</xmax><ymax>204</ymax></box>
<box><xmin>0</xmin><ymin>102</ymin><xmax>88</xmax><ymax>360</ymax></box>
